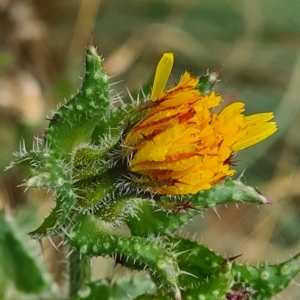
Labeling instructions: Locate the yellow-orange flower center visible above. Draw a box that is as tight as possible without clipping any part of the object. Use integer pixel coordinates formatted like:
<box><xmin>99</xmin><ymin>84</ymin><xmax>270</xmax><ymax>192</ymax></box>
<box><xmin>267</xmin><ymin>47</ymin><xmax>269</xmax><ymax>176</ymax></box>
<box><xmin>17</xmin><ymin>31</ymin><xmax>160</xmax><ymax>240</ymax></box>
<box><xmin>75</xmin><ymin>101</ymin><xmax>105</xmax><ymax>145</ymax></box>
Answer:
<box><xmin>123</xmin><ymin>53</ymin><xmax>277</xmax><ymax>195</ymax></box>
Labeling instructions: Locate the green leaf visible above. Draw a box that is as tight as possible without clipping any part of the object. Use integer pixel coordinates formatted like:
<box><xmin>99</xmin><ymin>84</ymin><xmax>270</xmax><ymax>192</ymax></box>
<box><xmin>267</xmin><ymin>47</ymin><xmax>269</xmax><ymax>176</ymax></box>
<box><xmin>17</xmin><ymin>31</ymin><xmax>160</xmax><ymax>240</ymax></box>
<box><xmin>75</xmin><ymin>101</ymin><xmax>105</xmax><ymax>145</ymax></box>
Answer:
<box><xmin>66</xmin><ymin>215</ymin><xmax>181</xmax><ymax>299</ymax></box>
<box><xmin>170</xmin><ymin>237</ymin><xmax>225</xmax><ymax>289</ymax></box>
<box><xmin>191</xmin><ymin>178</ymin><xmax>271</xmax><ymax>208</ymax></box>
<box><xmin>0</xmin><ymin>211</ymin><xmax>51</xmax><ymax>294</ymax></box>
<box><xmin>92</xmin><ymin>102</ymin><xmax>130</xmax><ymax>141</ymax></box>
<box><xmin>44</xmin><ymin>44</ymin><xmax>111</xmax><ymax>157</ymax></box>
<box><xmin>182</xmin><ymin>261</ymin><xmax>233</xmax><ymax>300</ymax></box>
<box><xmin>232</xmin><ymin>252</ymin><xmax>300</xmax><ymax>299</ymax></box>
<box><xmin>72</xmin><ymin>278</ymin><xmax>156</xmax><ymax>300</ymax></box>
<box><xmin>126</xmin><ymin>178</ymin><xmax>271</xmax><ymax>236</ymax></box>
<box><xmin>134</xmin><ymin>293</ymin><xmax>172</xmax><ymax>300</ymax></box>
<box><xmin>72</xmin><ymin>280</ymin><xmax>110</xmax><ymax>300</ymax></box>
<box><xmin>134</xmin><ymin>236</ymin><xmax>234</xmax><ymax>299</ymax></box>
<box><xmin>28</xmin><ymin>156</ymin><xmax>77</xmax><ymax>238</ymax></box>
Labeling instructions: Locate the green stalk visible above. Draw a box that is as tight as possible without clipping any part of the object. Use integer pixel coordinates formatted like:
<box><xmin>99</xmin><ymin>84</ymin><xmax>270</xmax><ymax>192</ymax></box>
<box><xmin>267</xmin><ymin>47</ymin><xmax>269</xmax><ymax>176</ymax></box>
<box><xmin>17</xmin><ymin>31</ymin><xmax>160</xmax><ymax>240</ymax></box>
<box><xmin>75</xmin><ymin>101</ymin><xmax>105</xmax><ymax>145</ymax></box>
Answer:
<box><xmin>69</xmin><ymin>249</ymin><xmax>91</xmax><ymax>298</ymax></box>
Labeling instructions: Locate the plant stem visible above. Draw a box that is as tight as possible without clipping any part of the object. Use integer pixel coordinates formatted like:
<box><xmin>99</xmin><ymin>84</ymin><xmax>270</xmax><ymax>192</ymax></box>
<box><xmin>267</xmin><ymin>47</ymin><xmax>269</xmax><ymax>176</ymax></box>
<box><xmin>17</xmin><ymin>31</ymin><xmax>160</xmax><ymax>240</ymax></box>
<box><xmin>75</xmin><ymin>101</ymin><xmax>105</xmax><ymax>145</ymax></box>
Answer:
<box><xmin>69</xmin><ymin>250</ymin><xmax>91</xmax><ymax>297</ymax></box>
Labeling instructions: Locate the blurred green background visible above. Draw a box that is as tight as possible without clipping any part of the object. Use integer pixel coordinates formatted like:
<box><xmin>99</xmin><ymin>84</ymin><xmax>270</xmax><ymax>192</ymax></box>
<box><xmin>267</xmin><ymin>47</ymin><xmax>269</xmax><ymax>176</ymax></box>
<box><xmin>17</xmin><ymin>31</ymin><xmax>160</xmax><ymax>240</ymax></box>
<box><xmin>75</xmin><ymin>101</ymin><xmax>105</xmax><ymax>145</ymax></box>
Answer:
<box><xmin>1</xmin><ymin>0</ymin><xmax>300</xmax><ymax>298</ymax></box>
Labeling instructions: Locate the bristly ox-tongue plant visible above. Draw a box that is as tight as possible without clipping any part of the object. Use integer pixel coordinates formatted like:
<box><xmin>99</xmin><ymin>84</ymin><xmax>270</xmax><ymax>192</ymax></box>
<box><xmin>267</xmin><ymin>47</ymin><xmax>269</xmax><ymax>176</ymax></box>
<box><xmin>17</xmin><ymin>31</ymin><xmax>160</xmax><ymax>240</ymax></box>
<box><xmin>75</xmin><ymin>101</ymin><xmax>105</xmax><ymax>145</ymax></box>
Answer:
<box><xmin>7</xmin><ymin>43</ymin><xmax>300</xmax><ymax>300</ymax></box>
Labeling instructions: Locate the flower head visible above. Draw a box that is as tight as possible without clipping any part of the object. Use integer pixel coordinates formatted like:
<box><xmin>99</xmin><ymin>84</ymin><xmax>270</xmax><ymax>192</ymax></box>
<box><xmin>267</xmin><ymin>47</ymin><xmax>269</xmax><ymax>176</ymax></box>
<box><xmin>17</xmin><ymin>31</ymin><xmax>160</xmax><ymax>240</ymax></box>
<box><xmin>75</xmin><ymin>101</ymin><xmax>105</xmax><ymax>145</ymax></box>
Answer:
<box><xmin>123</xmin><ymin>53</ymin><xmax>277</xmax><ymax>195</ymax></box>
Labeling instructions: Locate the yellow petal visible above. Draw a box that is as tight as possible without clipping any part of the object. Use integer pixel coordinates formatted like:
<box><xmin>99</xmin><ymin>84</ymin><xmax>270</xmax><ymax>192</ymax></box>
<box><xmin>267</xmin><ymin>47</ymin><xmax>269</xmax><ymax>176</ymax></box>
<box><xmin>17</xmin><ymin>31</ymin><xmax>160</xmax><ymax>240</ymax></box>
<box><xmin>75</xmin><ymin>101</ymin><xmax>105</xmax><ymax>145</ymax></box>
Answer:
<box><xmin>219</xmin><ymin>102</ymin><xmax>245</xmax><ymax>119</ymax></box>
<box><xmin>233</xmin><ymin>121</ymin><xmax>277</xmax><ymax>151</ymax></box>
<box><xmin>150</xmin><ymin>53</ymin><xmax>174</xmax><ymax>101</ymax></box>
<box><xmin>198</xmin><ymin>92</ymin><xmax>222</xmax><ymax>110</ymax></box>
<box><xmin>244</xmin><ymin>112</ymin><xmax>275</xmax><ymax>126</ymax></box>
<box><xmin>132</xmin><ymin>155</ymin><xmax>202</xmax><ymax>172</ymax></box>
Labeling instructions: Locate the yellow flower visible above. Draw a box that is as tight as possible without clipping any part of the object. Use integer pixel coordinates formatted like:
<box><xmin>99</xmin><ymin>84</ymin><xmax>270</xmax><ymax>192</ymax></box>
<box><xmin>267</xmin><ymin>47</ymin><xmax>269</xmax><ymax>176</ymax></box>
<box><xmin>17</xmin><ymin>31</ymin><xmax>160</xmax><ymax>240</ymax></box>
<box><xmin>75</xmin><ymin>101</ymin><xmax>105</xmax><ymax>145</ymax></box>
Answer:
<box><xmin>124</xmin><ymin>53</ymin><xmax>277</xmax><ymax>195</ymax></box>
